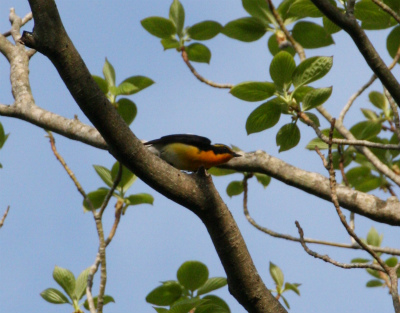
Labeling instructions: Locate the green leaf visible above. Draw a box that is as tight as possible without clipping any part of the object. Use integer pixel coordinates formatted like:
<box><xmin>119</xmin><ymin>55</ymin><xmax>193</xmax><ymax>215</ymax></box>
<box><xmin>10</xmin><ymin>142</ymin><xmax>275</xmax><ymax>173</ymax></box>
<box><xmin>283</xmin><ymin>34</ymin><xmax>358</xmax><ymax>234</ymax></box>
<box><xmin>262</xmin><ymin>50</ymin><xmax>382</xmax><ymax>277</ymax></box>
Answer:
<box><xmin>113</xmin><ymin>82</ymin><xmax>139</xmax><ymax>96</ymax></box>
<box><xmin>146</xmin><ymin>281</ymin><xmax>182</xmax><ymax>306</ymax></box>
<box><xmin>187</xmin><ymin>21</ymin><xmax>222</xmax><ymax>40</ymax></box>
<box><xmin>92</xmin><ymin>75</ymin><xmax>108</xmax><ymax>94</ymax></box>
<box><xmin>366</xmin><ymin>227</ymin><xmax>382</xmax><ymax>247</ymax></box>
<box><xmin>53</xmin><ymin>266</ymin><xmax>76</xmax><ymax>300</ymax></box>
<box><xmin>83</xmin><ymin>188</ymin><xmax>109</xmax><ymax>211</ymax></box>
<box><xmin>207</xmin><ymin>167</ymin><xmax>237</xmax><ymax>176</ymax></box>
<box><xmin>267</xmin><ymin>33</ymin><xmax>296</xmax><ymax>57</ymax></box>
<box><xmin>169</xmin><ymin>0</ymin><xmax>185</xmax><ymax>37</ymax></box>
<box><xmin>366</xmin><ymin>280</ymin><xmax>384</xmax><ymax>287</ymax></box>
<box><xmin>368</xmin><ymin>91</ymin><xmax>387</xmax><ymax>110</ymax></box>
<box><xmin>170</xmin><ymin>298</ymin><xmax>208</xmax><ymax>313</ymax></box>
<box><xmin>196</xmin><ymin>304</ymin><xmax>230</xmax><ymax>313</ymax></box>
<box><xmin>93</xmin><ymin>165</ymin><xmax>114</xmax><ymax>187</ymax></box>
<box><xmin>278</xmin><ymin>0</ymin><xmax>297</xmax><ymax>21</ymax></box>
<box><xmin>103</xmin><ymin>58</ymin><xmax>116</xmax><ymax>87</ymax></box>
<box><xmin>230</xmin><ymin>81</ymin><xmax>275</xmax><ymax>102</ymax></box>
<box><xmin>122</xmin><ymin>76</ymin><xmax>154</xmax><ymax>94</ymax></box>
<box><xmin>111</xmin><ymin>162</ymin><xmax>137</xmax><ymax>192</ymax></box>
<box><xmin>281</xmin><ymin>295</ymin><xmax>290</xmax><ymax>309</ymax></box>
<box><xmin>349</xmin><ymin>121</ymin><xmax>381</xmax><ymax>140</ymax></box>
<box><xmin>292</xmin><ymin>21</ymin><xmax>334</xmax><ymax>49</ymax></box>
<box><xmin>222</xmin><ymin>17</ymin><xmax>266</xmax><ymax>42</ymax></box>
<box><xmin>0</xmin><ymin>123</ymin><xmax>8</xmax><ymax>149</ymax></box>
<box><xmin>292</xmin><ymin>56</ymin><xmax>333</xmax><ymax>88</ymax></box>
<box><xmin>387</xmin><ymin>26</ymin><xmax>400</xmax><ymax>63</ymax></box>
<box><xmin>177</xmin><ymin>261</ymin><xmax>209</xmax><ymax>292</ymax></box>
<box><xmin>284</xmin><ymin>282</ymin><xmax>301</xmax><ymax>295</ymax></box>
<box><xmin>269</xmin><ymin>51</ymin><xmax>296</xmax><ymax>92</ymax></box>
<box><xmin>300</xmin><ymin>112</ymin><xmax>320</xmax><ymax>127</ymax></box>
<box><xmin>361</xmin><ymin>108</ymin><xmax>378</xmax><ymax>121</ymax></box>
<box><xmin>185</xmin><ymin>43</ymin><xmax>211</xmax><ymax>63</ymax></box>
<box><xmin>255</xmin><ymin>173</ymin><xmax>271</xmax><ymax>188</ymax></box>
<box><xmin>269</xmin><ymin>262</ymin><xmax>284</xmax><ymax>288</ymax></box>
<box><xmin>323</xmin><ymin>16</ymin><xmax>341</xmax><ymax>34</ymax></box>
<box><xmin>125</xmin><ymin>193</ymin><xmax>154</xmax><ymax>207</ymax></box>
<box><xmin>276</xmin><ymin>123</ymin><xmax>300</xmax><ymax>152</ymax></box>
<box><xmin>302</xmin><ymin>87</ymin><xmax>332</xmax><ymax>111</ymax></box>
<box><xmin>199</xmin><ymin>295</ymin><xmax>230</xmax><ymax>313</ymax></box>
<box><xmin>242</xmin><ymin>0</ymin><xmax>273</xmax><ymax>25</ymax></box>
<box><xmin>305</xmin><ymin>137</ymin><xmax>328</xmax><ymax>150</ymax></box>
<box><xmin>385</xmin><ymin>257</ymin><xmax>398</xmax><ymax>267</ymax></box>
<box><xmin>288</xmin><ymin>0</ymin><xmax>323</xmax><ymax>18</ymax></box>
<box><xmin>40</xmin><ymin>288</ymin><xmax>70</xmax><ymax>304</ymax></box>
<box><xmin>226</xmin><ymin>180</ymin><xmax>244</xmax><ymax>197</ymax></box>
<box><xmin>83</xmin><ymin>295</ymin><xmax>115</xmax><ymax>310</ymax></box>
<box><xmin>246</xmin><ymin>98</ymin><xmax>282</xmax><ymax>134</ymax></box>
<box><xmin>141</xmin><ymin>17</ymin><xmax>177</xmax><ymax>38</ymax></box>
<box><xmin>161</xmin><ymin>37</ymin><xmax>180</xmax><ymax>50</ymax></box>
<box><xmin>117</xmin><ymin>98</ymin><xmax>137</xmax><ymax>125</ymax></box>
<box><xmin>75</xmin><ymin>268</ymin><xmax>90</xmax><ymax>301</ymax></box>
<box><xmin>355</xmin><ymin>0</ymin><xmax>396</xmax><ymax>30</ymax></box>
<box><xmin>197</xmin><ymin>277</ymin><xmax>228</xmax><ymax>296</ymax></box>
<box><xmin>351</xmin><ymin>258</ymin><xmax>370</xmax><ymax>263</ymax></box>
<box><xmin>345</xmin><ymin>166</ymin><xmax>370</xmax><ymax>185</ymax></box>
<box><xmin>153</xmin><ymin>308</ymin><xmax>169</xmax><ymax>313</ymax></box>
<box><xmin>366</xmin><ymin>268</ymin><xmax>381</xmax><ymax>279</ymax></box>
<box><xmin>354</xmin><ymin>176</ymin><xmax>382</xmax><ymax>192</ymax></box>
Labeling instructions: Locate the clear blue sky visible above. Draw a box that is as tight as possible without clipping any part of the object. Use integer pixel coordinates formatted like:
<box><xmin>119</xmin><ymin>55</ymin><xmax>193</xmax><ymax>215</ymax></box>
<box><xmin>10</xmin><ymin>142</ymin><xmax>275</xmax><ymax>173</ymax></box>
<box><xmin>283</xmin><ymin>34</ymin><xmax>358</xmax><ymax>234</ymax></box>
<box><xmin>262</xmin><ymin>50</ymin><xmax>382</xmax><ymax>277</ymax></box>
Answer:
<box><xmin>1</xmin><ymin>1</ymin><xmax>399</xmax><ymax>312</ymax></box>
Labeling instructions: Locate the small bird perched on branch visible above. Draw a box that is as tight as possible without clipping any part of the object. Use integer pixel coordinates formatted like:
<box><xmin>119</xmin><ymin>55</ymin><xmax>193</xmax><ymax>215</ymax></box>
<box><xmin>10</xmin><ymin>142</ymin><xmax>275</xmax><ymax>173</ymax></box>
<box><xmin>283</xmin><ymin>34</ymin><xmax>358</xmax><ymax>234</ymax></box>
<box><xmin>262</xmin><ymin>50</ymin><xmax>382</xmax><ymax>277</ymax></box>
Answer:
<box><xmin>144</xmin><ymin>134</ymin><xmax>241</xmax><ymax>172</ymax></box>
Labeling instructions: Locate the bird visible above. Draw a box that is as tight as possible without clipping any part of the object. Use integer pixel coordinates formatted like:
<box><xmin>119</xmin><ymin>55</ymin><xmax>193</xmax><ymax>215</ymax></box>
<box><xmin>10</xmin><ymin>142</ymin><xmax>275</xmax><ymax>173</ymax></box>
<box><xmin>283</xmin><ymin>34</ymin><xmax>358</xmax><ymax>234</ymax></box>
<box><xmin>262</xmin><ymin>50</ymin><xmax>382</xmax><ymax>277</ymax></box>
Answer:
<box><xmin>144</xmin><ymin>134</ymin><xmax>241</xmax><ymax>172</ymax></box>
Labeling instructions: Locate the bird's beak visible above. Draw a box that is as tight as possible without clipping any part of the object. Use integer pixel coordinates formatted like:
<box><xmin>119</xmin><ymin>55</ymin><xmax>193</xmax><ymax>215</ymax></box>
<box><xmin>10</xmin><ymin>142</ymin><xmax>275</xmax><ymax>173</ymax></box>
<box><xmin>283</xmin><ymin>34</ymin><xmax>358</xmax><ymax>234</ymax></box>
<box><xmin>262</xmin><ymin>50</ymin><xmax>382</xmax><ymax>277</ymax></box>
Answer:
<box><xmin>232</xmin><ymin>152</ymin><xmax>242</xmax><ymax>157</ymax></box>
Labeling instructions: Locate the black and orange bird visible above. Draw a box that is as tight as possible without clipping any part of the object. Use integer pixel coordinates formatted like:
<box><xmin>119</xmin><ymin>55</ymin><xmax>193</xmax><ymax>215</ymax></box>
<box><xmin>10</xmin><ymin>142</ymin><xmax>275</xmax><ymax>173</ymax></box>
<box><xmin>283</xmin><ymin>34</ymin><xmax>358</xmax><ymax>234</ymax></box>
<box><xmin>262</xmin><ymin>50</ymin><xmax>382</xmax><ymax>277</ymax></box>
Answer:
<box><xmin>144</xmin><ymin>134</ymin><xmax>241</xmax><ymax>172</ymax></box>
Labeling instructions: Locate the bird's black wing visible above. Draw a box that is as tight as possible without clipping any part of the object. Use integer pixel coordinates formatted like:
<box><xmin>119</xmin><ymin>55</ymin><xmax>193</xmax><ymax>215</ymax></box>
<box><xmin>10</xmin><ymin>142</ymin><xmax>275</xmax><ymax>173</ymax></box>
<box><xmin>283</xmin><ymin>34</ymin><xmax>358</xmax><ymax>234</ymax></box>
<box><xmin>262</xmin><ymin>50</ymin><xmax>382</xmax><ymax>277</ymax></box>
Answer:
<box><xmin>144</xmin><ymin>134</ymin><xmax>211</xmax><ymax>148</ymax></box>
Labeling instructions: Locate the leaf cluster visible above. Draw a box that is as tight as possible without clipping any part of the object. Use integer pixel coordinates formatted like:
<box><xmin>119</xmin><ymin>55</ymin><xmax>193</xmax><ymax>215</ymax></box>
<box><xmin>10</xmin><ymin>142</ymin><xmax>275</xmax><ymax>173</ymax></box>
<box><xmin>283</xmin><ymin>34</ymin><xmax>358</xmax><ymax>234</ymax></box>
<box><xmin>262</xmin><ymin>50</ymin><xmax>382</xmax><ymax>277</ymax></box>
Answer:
<box><xmin>0</xmin><ymin>122</ymin><xmax>9</xmax><ymax>168</ymax></box>
<box><xmin>146</xmin><ymin>261</ymin><xmax>230</xmax><ymax>313</ymax></box>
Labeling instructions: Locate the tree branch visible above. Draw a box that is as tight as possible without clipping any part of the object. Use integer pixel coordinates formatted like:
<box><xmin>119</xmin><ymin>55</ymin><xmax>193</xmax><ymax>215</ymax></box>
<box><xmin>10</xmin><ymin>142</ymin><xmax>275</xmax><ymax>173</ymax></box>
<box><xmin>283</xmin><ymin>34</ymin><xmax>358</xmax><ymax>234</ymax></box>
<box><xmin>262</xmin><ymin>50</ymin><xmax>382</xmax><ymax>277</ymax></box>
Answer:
<box><xmin>310</xmin><ymin>0</ymin><xmax>400</xmax><ymax>107</ymax></box>
<box><xmin>20</xmin><ymin>1</ymin><xmax>285</xmax><ymax>312</ymax></box>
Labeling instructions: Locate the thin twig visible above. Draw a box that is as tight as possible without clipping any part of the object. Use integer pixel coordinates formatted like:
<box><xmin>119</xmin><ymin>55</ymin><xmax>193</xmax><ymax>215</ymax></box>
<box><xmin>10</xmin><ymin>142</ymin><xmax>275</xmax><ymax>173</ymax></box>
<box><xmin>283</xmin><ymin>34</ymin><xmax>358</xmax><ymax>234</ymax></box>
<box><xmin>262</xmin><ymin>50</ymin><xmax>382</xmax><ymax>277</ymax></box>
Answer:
<box><xmin>180</xmin><ymin>48</ymin><xmax>233</xmax><ymax>89</ymax></box>
<box><xmin>385</xmin><ymin>88</ymin><xmax>400</xmax><ymax>142</ymax></box>
<box><xmin>371</xmin><ymin>0</ymin><xmax>400</xmax><ymax>24</ymax></box>
<box><xmin>265</xmin><ymin>0</ymin><xmax>305</xmax><ymax>61</ymax></box>
<box><xmin>338</xmin><ymin>43</ymin><xmax>400</xmax><ymax>123</ymax></box>
<box><xmin>0</xmin><ymin>206</ymin><xmax>10</xmax><ymax>229</ymax></box>
<box><xmin>99</xmin><ymin>162</ymin><xmax>122</xmax><ymax>217</ymax></box>
<box><xmin>242</xmin><ymin>171</ymin><xmax>400</xmax><ymax>255</ymax></box>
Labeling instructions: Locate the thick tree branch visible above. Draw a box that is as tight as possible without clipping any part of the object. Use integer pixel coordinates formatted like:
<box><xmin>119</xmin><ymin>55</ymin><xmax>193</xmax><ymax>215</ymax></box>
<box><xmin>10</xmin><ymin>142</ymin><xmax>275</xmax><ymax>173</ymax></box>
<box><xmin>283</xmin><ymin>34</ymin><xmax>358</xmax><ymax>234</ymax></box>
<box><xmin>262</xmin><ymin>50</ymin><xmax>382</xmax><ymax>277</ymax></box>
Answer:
<box><xmin>310</xmin><ymin>0</ymin><xmax>400</xmax><ymax>107</ymax></box>
<box><xmin>20</xmin><ymin>2</ymin><xmax>285</xmax><ymax>312</ymax></box>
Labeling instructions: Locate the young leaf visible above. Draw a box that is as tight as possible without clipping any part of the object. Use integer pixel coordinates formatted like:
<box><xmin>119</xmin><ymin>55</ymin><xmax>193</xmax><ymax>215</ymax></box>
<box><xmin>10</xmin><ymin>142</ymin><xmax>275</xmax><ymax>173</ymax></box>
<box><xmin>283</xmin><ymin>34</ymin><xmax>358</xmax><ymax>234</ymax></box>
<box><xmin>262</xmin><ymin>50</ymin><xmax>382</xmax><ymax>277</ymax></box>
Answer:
<box><xmin>284</xmin><ymin>282</ymin><xmax>301</xmax><ymax>295</ymax></box>
<box><xmin>187</xmin><ymin>21</ymin><xmax>222</xmax><ymax>40</ymax></box>
<box><xmin>292</xmin><ymin>56</ymin><xmax>333</xmax><ymax>88</ymax></box>
<box><xmin>114</xmin><ymin>82</ymin><xmax>139</xmax><ymax>96</ymax></box>
<box><xmin>287</xmin><ymin>0</ymin><xmax>323</xmax><ymax>18</ymax></box>
<box><xmin>169</xmin><ymin>0</ymin><xmax>185</xmax><ymax>37</ymax></box>
<box><xmin>207</xmin><ymin>167</ymin><xmax>237</xmax><ymax>176</ymax></box>
<box><xmin>93</xmin><ymin>165</ymin><xmax>114</xmax><ymax>187</ymax></box>
<box><xmin>196</xmin><ymin>277</ymin><xmax>228</xmax><ymax>296</ymax></box>
<box><xmin>305</xmin><ymin>137</ymin><xmax>329</xmax><ymax>150</ymax></box>
<box><xmin>368</xmin><ymin>91</ymin><xmax>386</xmax><ymax>110</ymax></box>
<box><xmin>53</xmin><ymin>266</ymin><xmax>76</xmax><ymax>300</ymax></box>
<box><xmin>146</xmin><ymin>282</ymin><xmax>182</xmax><ymax>306</ymax></box>
<box><xmin>255</xmin><ymin>173</ymin><xmax>271</xmax><ymax>188</ymax></box>
<box><xmin>75</xmin><ymin>268</ymin><xmax>90</xmax><ymax>301</ymax></box>
<box><xmin>92</xmin><ymin>75</ymin><xmax>108</xmax><ymax>94</ymax></box>
<box><xmin>161</xmin><ymin>37</ymin><xmax>180</xmax><ymax>50</ymax></box>
<box><xmin>83</xmin><ymin>295</ymin><xmax>115</xmax><ymax>310</ymax></box>
<box><xmin>185</xmin><ymin>43</ymin><xmax>211</xmax><ymax>63</ymax></box>
<box><xmin>40</xmin><ymin>288</ymin><xmax>70</xmax><ymax>304</ymax></box>
<box><xmin>246</xmin><ymin>98</ymin><xmax>282</xmax><ymax>134</ymax></box>
<box><xmin>177</xmin><ymin>261</ymin><xmax>209</xmax><ymax>292</ymax></box>
<box><xmin>83</xmin><ymin>188</ymin><xmax>110</xmax><ymax>211</ymax></box>
<box><xmin>111</xmin><ymin>162</ymin><xmax>137</xmax><ymax>192</ymax></box>
<box><xmin>122</xmin><ymin>76</ymin><xmax>154</xmax><ymax>94</ymax></box>
<box><xmin>200</xmin><ymin>295</ymin><xmax>230</xmax><ymax>313</ymax></box>
<box><xmin>169</xmin><ymin>298</ymin><xmax>208</xmax><ymax>313</ymax></box>
<box><xmin>242</xmin><ymin>0</ymin><xmax>273</xmax><ymax>25</ymax></box>
<box><xmin>302</xmin><ymin>87</ymin><xmax>332</xmax><ymax>111</ymax></box>
<box><xmin>269</xmin><ymin>51</ymin><xmax>296</xmax><ymax>92</ymax></box>
<box><xmin>230</xmin><ymin>81</ymin><xmax>275</xmax><ymax>102</ymax></box>
<box><xmin>117</xmin><ymin>98</ymin><xmax>137</xmax><ymax>126</ymax></box>
<box><xmin>366</xmin><ymin>227</ymin><xmax>382</xmax><ymax>247</ymax></box>
<box><xmin>366</xmin><ymin>280</ymin><xmax>384</xmax><ymax>287</ymax></box>
<box><xmin>103</xmin><ymin>58</ymin><xmax>116</xmax><ymax>87</ymax></box>
<box><xmin>141</xmin><ymin>17</ymin><xmax>177</xmax><ymax>39</ymax></box>
<box><xmin>281</xmin><ymin>295</ymin><xmax>290</xmax><ymax>309</ymax></box>
<box><xmin>292</xmin><ymin>21</ymin><xmax>334</xmax><ymax>48</ymax></box>
<box><xmin>269</xmin><ymin>262</ymin><xmax>284</xmax><ymax>288</ymax></box>
<box><xmin>222</xmin><ymin>17</ymin><xmax>266</xmax><ymax>42</ymax></box>
<box><xmin>351</xmin><ymin>258</ymin><xmax>370</xmax><ymax>263</ymax></box>
<box><xmin>276</xmin><ymin>123</ymin><xmax>301</xmax><ymax>152</ymax></box>
<box><xmin>385</xmin><ymin>256</ymin><xmax>398</xmax><ymax>267</ymax></box>
<box><xmin>125</xmin><ymin>193</ymin><xmax>154</xmax><ymax>206</ymax></box>
<box><xmin>349</xmin><ymin>121</ymin><xmax>381</xmax><ymax>140</ymax></box>
<box><xmin>226</xmin><ymin>180</ymin><xmax>244</xmax><ymax>197</ymax></box>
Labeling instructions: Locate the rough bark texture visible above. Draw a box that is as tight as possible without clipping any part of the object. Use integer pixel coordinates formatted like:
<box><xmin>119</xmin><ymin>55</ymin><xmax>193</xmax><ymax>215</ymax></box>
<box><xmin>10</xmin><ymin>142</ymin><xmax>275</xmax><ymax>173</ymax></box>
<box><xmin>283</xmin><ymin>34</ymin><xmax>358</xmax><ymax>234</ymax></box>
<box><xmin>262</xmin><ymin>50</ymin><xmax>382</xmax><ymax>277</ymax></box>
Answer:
<box><xmin>20</xmin><ymin>1</ymin><xmax>287</xmax><ymax>312</ymax></box>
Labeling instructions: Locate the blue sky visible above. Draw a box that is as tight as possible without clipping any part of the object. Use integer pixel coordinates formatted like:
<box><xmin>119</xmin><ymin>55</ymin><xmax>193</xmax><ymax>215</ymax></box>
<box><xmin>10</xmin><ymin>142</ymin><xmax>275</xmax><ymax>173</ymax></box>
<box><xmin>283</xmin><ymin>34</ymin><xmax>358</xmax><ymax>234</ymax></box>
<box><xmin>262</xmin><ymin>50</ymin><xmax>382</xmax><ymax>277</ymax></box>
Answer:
<box><xmin>1</xmin><ymin>1</ymin><xmax>399</xmax><ymax>312</ymax></box>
